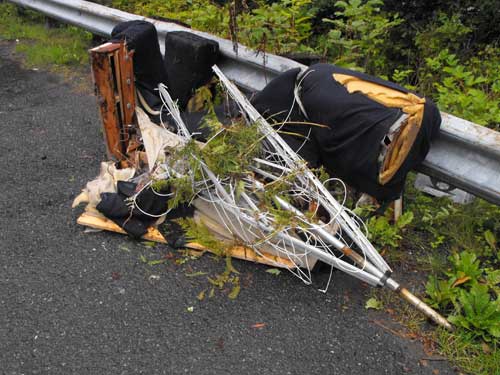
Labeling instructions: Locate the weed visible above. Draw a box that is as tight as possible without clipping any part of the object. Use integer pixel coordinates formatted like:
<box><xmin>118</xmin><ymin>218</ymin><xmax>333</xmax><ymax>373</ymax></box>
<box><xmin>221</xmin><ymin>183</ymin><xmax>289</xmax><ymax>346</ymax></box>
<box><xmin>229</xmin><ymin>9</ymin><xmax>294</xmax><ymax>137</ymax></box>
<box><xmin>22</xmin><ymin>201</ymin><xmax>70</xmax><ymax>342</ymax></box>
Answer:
<box><xmin>112</xmin><ymin>0</ymin><xmax>228</xmax><ymax>36</ymax></box>
<box><xmin>425</xmin><ymin>276</ymin><xmax>457</xmax><ymax>310</ymax></box>
<box><xmin>321</xmin><ymin>0</ymin><xmax>402</xmax><ymax>74</ymax></box>
<box><xmin>436</xmin><ymin>328</ymin><xmax>500</xmax><ymax>375</ymax></box>
<box><xmin>366</xmin><ymin>211</ymin><xmax>413</xmax><ymax>250</ymax></box>
<box><xmin>425</xmin><ymin>250</ymin><xmax>500</xmax><ymax>346</ymax></box>
<box><xmin>431</xmin><ymin>51</ymin><xmax>500</xmax><ymax>127</ymax></box>
<box><xmin>365</xmin><ymin>296</ymin><xmax>383</xmax><ymax>310</ymax></box>
<box><xmin>0</xmin><ymin>3</ymin><xmax>92</xmax><ymax>68</ymax></box>
<box><xmin>448</xmin><ymin>283</ymin><xmax>500</xmax><ymax>342</ymax></box>
<box><xmin>238</xmin><ymin>0</ymin><xmax>315</xmax><ymax>55</ymax></box>
<box><xmin>200</xmin><ymin>118</ymin><xmax>263</xmax><ymax>177</ymax></box>
<box><xmin>178</xmin><ymin>217</ymin><xmax>241</xmax><ymax>299</ymax></box>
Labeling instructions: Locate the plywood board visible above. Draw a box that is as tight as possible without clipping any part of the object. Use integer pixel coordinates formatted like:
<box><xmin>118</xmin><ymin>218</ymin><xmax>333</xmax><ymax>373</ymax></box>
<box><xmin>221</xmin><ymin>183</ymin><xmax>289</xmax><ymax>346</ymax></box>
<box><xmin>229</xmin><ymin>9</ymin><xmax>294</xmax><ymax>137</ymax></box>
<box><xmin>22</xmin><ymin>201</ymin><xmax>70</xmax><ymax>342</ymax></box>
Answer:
<box><xmin>77</xmin><ymin>213</ymin><xmax>294</xmax><ymax>268</ymax></box>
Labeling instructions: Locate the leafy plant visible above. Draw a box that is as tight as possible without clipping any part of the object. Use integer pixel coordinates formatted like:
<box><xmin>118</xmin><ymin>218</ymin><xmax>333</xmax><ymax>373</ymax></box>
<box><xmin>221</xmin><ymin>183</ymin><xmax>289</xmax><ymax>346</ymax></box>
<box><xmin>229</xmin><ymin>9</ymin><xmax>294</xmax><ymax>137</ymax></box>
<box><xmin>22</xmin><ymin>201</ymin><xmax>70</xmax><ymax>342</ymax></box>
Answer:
<box><xmin>425</xmin><ymin>249</ymin><xmax>500</xmax><ymax>344</ymax></box>
<box><xmin>113</xmin><ymin>0</ymin><xmax>228</xmax><ymax>35</ymax></box>
<box><xmin>200</xmin><ymin>118</ymin><xmax>263</xmax><ymax>177</ymax></box>
<box><xmin>237</xmin><ymin>0</ymin><xmax>315</xmax><ymax>54</ymax></box>
<box><xmin>432</xmin><ymin>54</ymin><xmax>500</xmax><ymax>127</ymax></box>
<box><xmin>391</xmin><ymin>68</ymin><xmax>415</xmax><ymax>90</ymax></box>
<box><xmin>266</xmin><ymin>268</ymin><xmax>282</xmax><ymax>276</ymax></box>
<box><xmin>321</xmin><ymin>0</ymin><xmax>402</xmax><ymax>74</ymax></box>
<box><xmin>365</xmin><ymin>297</ymin><xmax>383</xmax><ymax>310</ymax></box>
<box><xmin>414</xmin><ymin>13</ymin><xmax>471</xmax><ymax>60</ymax></box>
<box><xmin>425</xmin><ymin>275</ymin><xmax>457</xmax><ymax>310</ymax></box>
<box><xmin>448</xmin><ymin>284</ymin><xmax>500</xmax><ymax>342</ymax></box>
<box><xmin>407</xmin><ymin>182</ymin><xmax>500</xmax><ymax>262</ymax></box>
<box><xmin>425</xmin><ymin>251</ymin><xmax>484</xmax><ymax>310</ymax></box>
<box><xmin>485</xmin><ymin>269</ymin><xmax>500</xmax><ymax>297</ymax></box>
<box><xmin>366</xmin><ymin>211</ymin><xmax>413</xmax><ymax>250</ymax></box>
<box><xmin>446</xmin><ymin>251</ymin><xmax>482</xmax><ymax>285</ymax></box>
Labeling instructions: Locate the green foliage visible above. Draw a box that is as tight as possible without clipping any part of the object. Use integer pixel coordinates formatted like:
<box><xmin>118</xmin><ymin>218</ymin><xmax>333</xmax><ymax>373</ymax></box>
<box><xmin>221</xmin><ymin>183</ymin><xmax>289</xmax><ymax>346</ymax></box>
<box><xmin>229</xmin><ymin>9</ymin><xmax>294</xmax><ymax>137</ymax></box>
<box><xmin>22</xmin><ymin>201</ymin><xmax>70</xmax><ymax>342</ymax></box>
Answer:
<box><xmin>238</xmin><ymin>0</ymin><xmax>315</xmax><ymax>54</ymax></box>
<box><xmin>0</xmin><ymin>3</ymin><xmax>91</xmax><ymax>67</ymax></box>
<box><xmin>8</xmin><ymin>1</ymin><xmax>500</xmax><ymax>371</ymax></box>
<box><xmin>429</xmin><ymin>51</ymin><xmax>500</xmax><ymax>128</ymax></box>
<box><xmin>414</xmin><ymin>13</ymin><xmax>471</xmax><ymax>60</ymax></box>
<box><xmin>178</xmin><ymin>218</ymin><xmax>226</xmax><ymax>257</ymax></box>
<box><xmin>446</xmin><ymin>251</ymin><xmax>482</xmax><ymax>283</ymax></box>
<box><xmin>151</xmin><ymin>179</ymin><xmax>170</xmax><ymax>192</ymax></box>
<box><xmin>112</xmin><ymin>0</ymin><xmax>228</xmax><ymax>35</ymax></box>
<box><xmin>436</xmin><ymin>328</ymin><xmax>500</xmax><ymax>375</ymax></box>
<box><xmin>484</xmin><ymin>230</ymin><xmax>497</xmax><ymax>252</ymax></box>
<box><xmin>412</xmin><ymin>15</ymin><xmax>500</xmax><ymax>128</ymax></box>
<box><xmin>365</xmin><ymin>297</ymin><xmax>383</xmax><ymax>310</ymax></box>
<box><xmin>390</xmin><ymin>68</ymin><xmax>415</xmax><ymax>90</ymax></box>
<box><xmin>200</xmin><ymin>118</ymin><xmax>262</xmax><ymax>177</ymax></box>
<box><xmin>485</xmin><ymin>269</ymin><xmax>500</xmax><ymax>297</ymax></box>
<box><xmin>407</xmin><ymin>184</ymin><xmax>500</xmax><ymax>262</ymax></box>
<box><xmin>425</xmin><ymin>250</ymin><xmax>500</xmax><ymax>344</ymax></box>
<box><xmin>425</xmin><ymin>251</ymin><xmax>484</xmax><ymax>310</ymax></box>
<box><xmin>418</xmin><ymin>201</ymin><xmax>455</xmax><ymax>249</ymax></box>
<box><xmin>172</xmin><ymin>126</ymin><xmax>257</xmax><ymax>206</ymax></box>
<box><xmin>266</xmin><ymin>268</ymin><xmax>281</xmax><ymax>276</ymax></box>
<box><xmin>169</xmin><ymin>177</ymin><xmax>196</xmax><ymax>210</ymax></box>
<box><xmin>178</xmin><ymin>218</ymin><xmax>241</xmax><ymax>299</ymax></box>
<box><xmin>448</xmin><ymin>284</ymin><xmax>500</xmax><ymax>342</ymax></box>
<box><xmin>425</xmin><ymin>275</ymin><xmax>457</xmax><ymax>309</ymax></box>
<box><xmin>366</xmin><ymin>211</ymin><xmax>413</xmax><ymax>250</ymax></box>
<box><xmin>405</xmin><ymin>172</ymin><xmax>500</xmax><ymax>369</ymax></box>
<box><xmin>321</xmin><ymin>0</ymin><xmax>402</xmax><ymax>74</ymax></box>
<box><xmin>314</xmin><ymin>166</ymin><xmax>331</xmax><ymax>186</ymax></box>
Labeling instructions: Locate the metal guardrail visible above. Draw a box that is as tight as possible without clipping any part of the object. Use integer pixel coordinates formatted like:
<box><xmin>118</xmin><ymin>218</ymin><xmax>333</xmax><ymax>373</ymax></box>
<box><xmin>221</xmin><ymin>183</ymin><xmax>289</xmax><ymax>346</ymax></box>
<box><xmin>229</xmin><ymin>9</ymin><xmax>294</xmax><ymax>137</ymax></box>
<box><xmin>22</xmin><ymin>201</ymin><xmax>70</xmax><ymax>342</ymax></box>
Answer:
<box><xmin>8</xmin><ymin>0</ymin><xmax>500</xmax><ymax>205</ymax></box>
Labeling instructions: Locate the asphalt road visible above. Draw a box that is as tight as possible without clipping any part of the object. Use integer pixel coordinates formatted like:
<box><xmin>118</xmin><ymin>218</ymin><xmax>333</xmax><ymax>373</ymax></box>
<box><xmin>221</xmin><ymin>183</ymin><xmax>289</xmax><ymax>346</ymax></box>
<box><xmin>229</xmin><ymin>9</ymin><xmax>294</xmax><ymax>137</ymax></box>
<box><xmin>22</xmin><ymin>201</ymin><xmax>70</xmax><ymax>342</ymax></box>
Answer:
<box><xmin>0</xmin><ymin>42</ymin><xmax>458</xmax><ymax>375</ymax></box>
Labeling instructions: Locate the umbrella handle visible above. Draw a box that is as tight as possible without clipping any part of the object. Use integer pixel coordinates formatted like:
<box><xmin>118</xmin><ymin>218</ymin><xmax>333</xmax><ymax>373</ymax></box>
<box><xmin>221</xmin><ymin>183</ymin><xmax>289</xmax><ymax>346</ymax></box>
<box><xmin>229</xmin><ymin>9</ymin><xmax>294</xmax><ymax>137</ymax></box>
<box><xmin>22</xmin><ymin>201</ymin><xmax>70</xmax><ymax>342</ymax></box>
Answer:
<box><xmin>398</xmin><ymin>287</ymin><xmax>453</xmax><ymax>331</ymax></box>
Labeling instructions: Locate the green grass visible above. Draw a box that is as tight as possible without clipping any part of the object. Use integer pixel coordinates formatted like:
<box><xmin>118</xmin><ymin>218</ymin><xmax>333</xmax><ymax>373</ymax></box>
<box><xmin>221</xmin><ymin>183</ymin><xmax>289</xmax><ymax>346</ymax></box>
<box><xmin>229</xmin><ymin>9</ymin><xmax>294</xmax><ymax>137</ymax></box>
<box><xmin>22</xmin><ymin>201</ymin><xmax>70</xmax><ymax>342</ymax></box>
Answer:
<box><xmin>0</xmin><ymin>3</ymin><xmax>92</xmax><ymax>67</ymax></box>
<box><xmin>436</xmin><ymin>328</ymin><xmax>500</xmax><ymax>375</ymax></box>
<box><xmin>369</xmin><ymin>286</ymin><xmax>500</xmax><ymax>375</ymax></box>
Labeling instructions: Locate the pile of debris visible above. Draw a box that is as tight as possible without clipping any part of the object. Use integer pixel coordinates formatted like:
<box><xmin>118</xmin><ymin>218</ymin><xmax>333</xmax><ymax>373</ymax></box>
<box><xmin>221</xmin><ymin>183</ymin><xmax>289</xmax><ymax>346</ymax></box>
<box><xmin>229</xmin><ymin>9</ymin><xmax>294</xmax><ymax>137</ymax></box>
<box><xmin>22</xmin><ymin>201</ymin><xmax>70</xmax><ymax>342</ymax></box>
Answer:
<box><xmin>72</xmin><ymin>21</ymin><xmax>450</xmax><ymax>329</ymax></box>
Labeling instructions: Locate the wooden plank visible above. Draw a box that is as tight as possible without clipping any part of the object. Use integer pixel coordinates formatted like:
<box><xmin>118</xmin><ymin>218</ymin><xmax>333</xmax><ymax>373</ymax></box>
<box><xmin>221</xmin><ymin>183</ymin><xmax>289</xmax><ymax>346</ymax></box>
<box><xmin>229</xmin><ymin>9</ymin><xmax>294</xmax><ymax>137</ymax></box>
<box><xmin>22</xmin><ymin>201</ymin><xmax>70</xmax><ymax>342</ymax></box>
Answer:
<box><xmin>118</xmin><ymin>43</ymin><xmax>136</xmax><ymax>127</ymax></box>
<box><xmin>111</xmin><ymin>51</ymin><xmax>123</xmax><ymax>119</ymax></box>
<box><xmin>77</xmin><ymin>212</ymin><xmax>167</xmax><ymax>243</ymax></box>
<box><xmin>217</xmin><ymin>245</ymin><xmax>295</xmax><ymax>268</ymax></box>
<box><xmin>90</xmin><ymin>42</ymin><xmax>118</xmax><ymax>53</ymax></box>
<box><xmin>90</xmin><ymin>43</ymin><xmax>124</xmax><ymax>160</ymax></box>
<box><xmin>77</xmin><ymin>213</ymin><xmax>294</xmax><ymax>268</ymax></box>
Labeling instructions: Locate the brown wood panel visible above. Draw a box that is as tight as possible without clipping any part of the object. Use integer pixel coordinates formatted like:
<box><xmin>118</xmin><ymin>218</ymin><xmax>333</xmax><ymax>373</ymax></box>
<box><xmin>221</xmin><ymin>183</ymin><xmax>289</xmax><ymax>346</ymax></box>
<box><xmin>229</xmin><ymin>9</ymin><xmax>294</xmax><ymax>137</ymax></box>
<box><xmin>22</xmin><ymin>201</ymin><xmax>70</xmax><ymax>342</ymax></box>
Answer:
<box><xmin>77</xmin><ymin>212</ymin><xmax>167</xmax><ymax>242</ymax></box>
<box><xmin>90</xmin><ymin>43</ymin><xmax>124</xmax><ymax>160</ymax></box>
<box><xmin>77</xmin><ymin>213</ymin><xmax>294</xmax><ymax>268</ymax></box>
<box><xmin>118</xmin><ymin>43</ymin><xmax>136</xmax><ymax>128</ymax></box>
